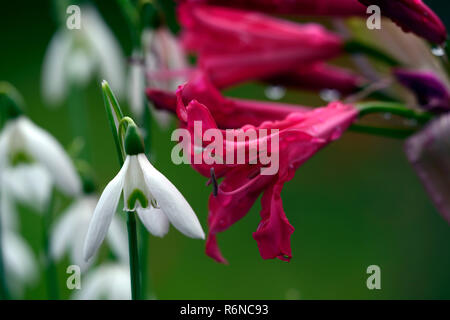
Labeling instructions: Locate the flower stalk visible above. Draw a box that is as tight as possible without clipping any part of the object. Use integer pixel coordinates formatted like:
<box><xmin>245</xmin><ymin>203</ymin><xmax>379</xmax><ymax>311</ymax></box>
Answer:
<box><xmin>42</xmin><ymin>189</ymin><xmax>59</xmax><ymax>300</ymax></box>
<box><xmin>102</xmin><ymin>81</ymin><xmax>141</xmax><ymax>300</ymax></box>
<box><xmin>0</xmin><ymin>192</ymin><xmax>10</xmax><ymax>300</ymax></box>
<box><xmin>126</xmin><ymin>211</ymin><xmax>141</xmax><ymax>300</ymax></box>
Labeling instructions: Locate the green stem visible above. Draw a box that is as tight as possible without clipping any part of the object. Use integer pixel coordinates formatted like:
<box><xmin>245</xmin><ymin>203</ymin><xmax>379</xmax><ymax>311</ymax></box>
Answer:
<box><xmin>126</xmin><ymin>211</ymin><xmax>141</xmax><ymax>300</ymax></box>
<box><xmin>42</xmin><ymin>189</ymin><xmax>59</xmax><ymax>300</ymax></box>
<box><xmin>344</xmin><ymin>40</ymin><xmax>400</xmax><ymax>67</ymax></box>
<box><xmin>0</xmin><ymin>192</ymin><xmax>10</xmax><ymax>300</ymax></box>
<box><xmin>356</xmin><ymin>102</ymin><xmax>434</xmax><ymax>124</ymax></box>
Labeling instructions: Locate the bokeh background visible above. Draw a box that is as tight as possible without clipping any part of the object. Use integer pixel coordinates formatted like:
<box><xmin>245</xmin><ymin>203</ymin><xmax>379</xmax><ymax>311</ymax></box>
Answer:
<box><xmin>1</xmin><ymin>0</ymin><xmax>450</xmax><ymax>299</ymax></box>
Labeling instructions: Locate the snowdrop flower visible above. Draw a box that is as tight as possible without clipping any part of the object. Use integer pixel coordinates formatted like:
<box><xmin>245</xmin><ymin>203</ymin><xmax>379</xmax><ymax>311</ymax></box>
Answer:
<box><xmin>51</xmin><ymin>196</ymin><xmax>128</xmax><ymax>271</ymax></box>
<box><xmin>2</xmin><ymin>230</ymin><xmax>38</xmax><ymax>297</ymax></box>
<box><xmin>42</xmin><ymin>5</ymin><xmax>125</xmax><ymax>106</ymax></box>
<box><xmin>128</xmin><ymin>28</ymin><xmax>188</xmax><ymax>124</ymax></box>
<box><xmin>0</xmin><ymin>116</ymin><xmax>81</xmax><ymax>198</ymax></box>
<box><xmin>83</xmin><ymin>122</ymin><xmax>204</xmax><ymax>261</ymax></box>
<box><xmin>72</xmin><ymin>263</ymin><xmax>131</xmax><ymax>300</ymax></box>
<box><xmin>1</xmin><ymin>164</ymin><xmax>53</xmax><ymax>216</ymax></box>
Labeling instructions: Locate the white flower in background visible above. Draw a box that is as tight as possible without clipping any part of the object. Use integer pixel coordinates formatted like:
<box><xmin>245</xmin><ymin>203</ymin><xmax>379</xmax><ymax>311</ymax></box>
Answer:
<box><xmin>2</xmin><ymin>229</ymin><xmax>38</xmax><ymax>297</ymax></box>
<box><xmin>51</xmin><ymin>196</ymin><xmax>128</xmax><ymax>271</ymax></box>
<box><xmin>1</xmin><ymin>164</ymin><xmax>52</xmax><ymax>216</ymax></box>
<box><xmin>83</xmin><ymin>124</ymin><xmax>204</xmax><ymax>261</ymax></box>
<box><xmin>0</xmin><ymin>117</ymin><xmax>81</xmax><ymax>201</ymax></box>
<box><xmin>128</xmin><ymin>27</ymin><xmax>188</xmax><ymax>124</ymax></box>
<box><xmin>42</xmin><ymin>5</ymin><xmax>125</xmax><ymax>106</ymax></box>
<box><xmin>72</xmin><ymin>263</ymin><xmax>131</xmax><ymax>300</ymax></box>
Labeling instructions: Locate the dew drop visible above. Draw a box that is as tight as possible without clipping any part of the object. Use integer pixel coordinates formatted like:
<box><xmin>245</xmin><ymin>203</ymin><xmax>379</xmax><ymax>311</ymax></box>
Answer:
<box><xmin>319</xmin><ymin>89</ymin><xmax>340</xmax><ymax>102</ymax></box>
<box><xmin>431</xmin><ymin>46</ymin><xmax>445</xmax><ymax>57</ymax></box>
<box><xmin>265</xmin><ymin>85</ymin><xmax>286</xmax><ymax>100</ymax></box>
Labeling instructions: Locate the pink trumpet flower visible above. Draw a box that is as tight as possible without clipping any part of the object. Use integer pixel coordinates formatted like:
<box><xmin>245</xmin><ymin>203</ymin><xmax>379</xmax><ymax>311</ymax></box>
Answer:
<box><xmin>179</xmin><ymin>0</ymin><xmax>366</xmax><ymax>17</ymax></box>
<box><xmin>147</xmin><ymin>71</ymin><xmax>309</xmax><ymax>129</ymax></box>
<box><xmin>178</xmin><ymin>3</ymin><xmax>344</xmax><ymax>88</ymax></box>
<box><xmin>173</xmin><ymin>90</ymin><xmax>358</xmax><ymax>263</ymax></box>
<box><xmin>359</xmin><ymin>0</ymin><xmax>447</xmax><ymax>44</ymax></box>
<box><xmin>265</xmin><ymin>63</ymin><xmax>364</xmax><ymax>95</ymax></box>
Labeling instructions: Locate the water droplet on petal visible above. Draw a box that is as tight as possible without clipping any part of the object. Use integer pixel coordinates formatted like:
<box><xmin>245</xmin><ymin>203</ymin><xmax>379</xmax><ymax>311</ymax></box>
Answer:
<box><xmin>431</xmin><ymin>46</ymin><xmax>445</xmax><ymax>57</ymax></box>
<box><xmin>265</xmin><ymin>85</ymin><xmax>286</xmax><ymax>100</ymax></box>
<box><xmin>319</xmin><ymin>89</ymin><xmax>340</xmax><ymax>102</ymax></box>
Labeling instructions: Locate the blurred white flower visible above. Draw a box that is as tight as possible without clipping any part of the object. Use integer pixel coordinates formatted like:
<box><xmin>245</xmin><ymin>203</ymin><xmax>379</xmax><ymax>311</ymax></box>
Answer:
<box><xmin>128</xmin><ymin>27</ymin><xmax>188</xmax><ymax>124</ymax></box>
<box><xmin>0</xmin><ymin>116</ymin><xmax>81</xmax><ymax>198</ymax></box>
<box><xmin>51</xmin><ymin>195</ymin><xmax>128</xmax><ymax>271</ymax></box>
<box><xmin>83</xmin><ymin>153</ymin><xmax>205</xmax><ymax>261</ymax></box>
<box><xmin>72</xmin><ymin>263</ymin><xmax>131</xmax><ymax>300</ymax></box>
<box><xmin>42</xmin><ymin>5</ymin><xmax>125</xmax><ymax>106</ymax></box>
<box><xmin>1</xmin><ymin>228</ymin><xmax>38</xmax><ymax>297</ymax></box>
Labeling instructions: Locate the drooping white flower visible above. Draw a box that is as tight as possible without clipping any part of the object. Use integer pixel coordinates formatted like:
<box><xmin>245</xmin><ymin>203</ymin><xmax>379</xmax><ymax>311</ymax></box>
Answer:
<box><xmin>51</xmin><ymin>195</ymin><xmax>128</xmax><ymax>271</ymax></box>
<box><xmin>128</xmin><ymin>27</ymin><xmax>188</xmax><ymax>124</ymax></box>
<box><xmin>0</xmin><ymin>116</ymin><xmax>81</xmax><ymax>197</ymax></box>
<box><xmin>1</xmin><ymin>229</ymin><xmax>38</xmax><ymax>297</ymax></box>
<box><xmin>72</xmin><ymin>263</ymin><xmax>131</xmax><ymax>300</ymax></box>
<box><xmin>1</xmin><ymin>164</ymin><xmax>53</xmax><ymax>216</ymax></box>
<box><xmin>42</xmin><ymin>5</ymin><xmax>125</xmax><ymax>106</ymax></box>
<box><xmin>83</xmin><ymin>125</ymin><xmax>204</xmax><ymax>261</ymax></box>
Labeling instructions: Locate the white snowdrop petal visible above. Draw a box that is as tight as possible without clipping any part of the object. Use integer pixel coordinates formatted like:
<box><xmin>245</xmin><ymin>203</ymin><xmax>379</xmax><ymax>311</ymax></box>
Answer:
<box><xmin>3</xmin><ymin>231</ymin><xmax>37</xmax><ymax>284</ymax></box>
<box><xmin>83</xmin><ymin>157</ymin><xmax>130</xmax><ymax>261</ymax></box>
<box><xmin>107</xmin><ymin>215</ymin><xmax>129</xmax><ymax>264</ymax></box>
<box><xmin>18</xmin><ymin>118</ymin><xmax>81</xmax><ymax>196</ymax></box>
<box><xmin>4</xmin><ymin>164</ymin><xmax>53</xmax><ymax>214</ymax></box>
<box><xmin>83</xmin><ymin>6</ymin><xmax>125</xmax><ymax>98</ymax></box>
<box><xmin>51</xmin><ymin>201</ymin><xmax>80</xmax><ymax>260</ymax></box>
<box><xmin>137</xmin><ymin>154</ymin><xmax>205</xmax><ymax>239</ymax></box>
<box><xmin>137</xmin><ymin>207</ymin><xmax>170</xmax><ymax>238</ymax></box>
<box><xmin>41</xmin><ymin>30</ymin><xmax>71</xmax><ymax>106</ymax></box>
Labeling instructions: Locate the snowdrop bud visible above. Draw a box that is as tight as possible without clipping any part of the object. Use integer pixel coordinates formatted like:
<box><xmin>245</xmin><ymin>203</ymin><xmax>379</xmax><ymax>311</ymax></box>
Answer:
<box><xmin>0</xmin><ymin>82</ymin><xmax>24</xmax><ymax>119</ymax></box>
<box><xmin>124</xmin><ymin>124</ymin><xmax>145</xmax><ymax>155</ymax></box>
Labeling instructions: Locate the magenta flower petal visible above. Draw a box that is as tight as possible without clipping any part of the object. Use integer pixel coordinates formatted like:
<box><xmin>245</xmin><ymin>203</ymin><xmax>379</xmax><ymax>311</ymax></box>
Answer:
<box><xmin>147</xmin><ymin>71</ymin><xmax>309</xmax><ymax>128</ymax></box>
<box><xmin>405</xmin><ymin>114</ymin><xmax>450</xmax><ymax>223</ymax></box>
<box><xmin>394</xmin><ymin>69</ymin><xmax>450</xmax><ymax>113</ymax></box>
<box><xmin>180</xmin><ymin>0</ymin><xmax>366</xmax><ymax>17</ymax></box>
<box><xmin>359</xmin><ymin>0</ymin><xmax>447</xmax><ymax>44</ymax></box>
<box><xmin>178</xmin><ymin>4</ymin><xmax>344</xmax><ymax>88</ymax></box>
<box><xmin>175</xmin><ymin>92</ymin><xmax>358</xmax><ymax>262</ymax></box>
<box><xmin>266</xmin><ymin>63</ymin><xmax>364</xmax><ymax>95</ymax></box>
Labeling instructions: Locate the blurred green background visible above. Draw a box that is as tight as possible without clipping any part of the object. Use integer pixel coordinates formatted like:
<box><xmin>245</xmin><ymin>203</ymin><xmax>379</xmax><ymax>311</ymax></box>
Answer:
<box><xmin>1</xmin><ymin>0</ymin><xmax>450</xmax><ymax>299</ymax></box>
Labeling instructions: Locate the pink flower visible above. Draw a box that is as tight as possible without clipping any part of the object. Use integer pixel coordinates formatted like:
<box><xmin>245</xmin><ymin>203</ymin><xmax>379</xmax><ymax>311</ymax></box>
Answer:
<box><xmin>147</xmin><ymin>71</ymin><xmax>308</xmax><ymax>129</ymax></box>
<box><xmin>405</xmin><ymin>114</ymin><xmax>450</xmax><ymax>223</ymax></box>
<box><xmin>359</xmin><ymin>0</ymin><xmax>447</xmax><ymax>44</ymax></box>
<box><xmin>265</xmin><ymin>63</ymin><xmax>364</xmax><ymax>95</ymax></box>
<box><xmin>174</xmin><ymin>90</ymin><xmax>358</xmax><ymax>263</ymax></box>
<box><xmin>180</xmin><ymin>0</ymin><xmax>366</xmax><ymax>17</ymax></box>
<box><xmin>178</xmin><ymin>3</ymin><xmax>344</xmax><ymax>88</ymax></box>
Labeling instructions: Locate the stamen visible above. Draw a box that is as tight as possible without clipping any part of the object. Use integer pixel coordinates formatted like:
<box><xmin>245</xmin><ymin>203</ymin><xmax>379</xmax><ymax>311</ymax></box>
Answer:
<box><xmin>210</xmin><ymin>167</ymin><xmax>218</xmax><ymax>197</ymax></box>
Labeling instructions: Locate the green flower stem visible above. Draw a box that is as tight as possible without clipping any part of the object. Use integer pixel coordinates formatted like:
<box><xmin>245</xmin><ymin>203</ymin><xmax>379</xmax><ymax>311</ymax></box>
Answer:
<box><xmin>0</xmin><ymin>190</ymin><xmax>10</xmax><ymax>300</ymax></box>
<box><xmin>126</xmin><ymin>211</ymin><xmax>141</xmax><ymax>300</ymax></box>
<box><xmin>351</xmin><ymin>102</ymin><xmax>435</xmax><ymax>139</ymax></box>
<box><xmin>102</xmin><ymin>81</ymin><xmax>143</xmax><ymax>300</ymax></box>
<box><xmin>356</xmin><ymin>102</ymin><xmax>434</xmax><ymax>124</ymax></box>
<box><xmin>344</xmin><ymin>40</ymin><xmax>400</xmax><ymax>67</ymax></box>
<box><xmin>42</xmin><ymin>189</ymin><xmax>59</xmax><ymax>300</ymax></box>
